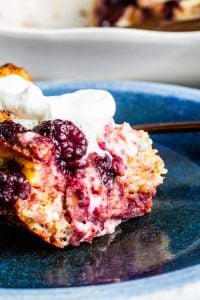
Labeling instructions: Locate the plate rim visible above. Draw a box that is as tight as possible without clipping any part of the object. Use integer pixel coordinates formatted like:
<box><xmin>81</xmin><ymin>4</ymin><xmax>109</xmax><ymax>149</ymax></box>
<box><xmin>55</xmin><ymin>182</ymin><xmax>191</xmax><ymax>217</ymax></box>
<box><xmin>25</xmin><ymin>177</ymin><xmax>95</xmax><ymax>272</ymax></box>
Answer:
<box><xmin>0</xmin><ymin>27</ymin><xmax>200</xmax><ymax>41</ymax></box>
<box><xmin>1</xmin><ymin>80</ymin><xmax>200</xmax><ymax>300</ymax></box>
<box><xmin>38</xmin><ymin>79</ymin><xmax>200</xmax><ymax>103</ymax></box>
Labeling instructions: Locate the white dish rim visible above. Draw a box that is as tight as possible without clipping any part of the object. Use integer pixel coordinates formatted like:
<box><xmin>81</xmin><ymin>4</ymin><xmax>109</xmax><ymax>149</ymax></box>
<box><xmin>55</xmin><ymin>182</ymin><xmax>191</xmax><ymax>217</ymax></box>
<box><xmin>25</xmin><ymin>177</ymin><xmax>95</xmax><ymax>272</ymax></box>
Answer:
<box><xmin>0</xmin><ymin>27</ymin><xmax>200</xmax><ymax>41</ymax></box>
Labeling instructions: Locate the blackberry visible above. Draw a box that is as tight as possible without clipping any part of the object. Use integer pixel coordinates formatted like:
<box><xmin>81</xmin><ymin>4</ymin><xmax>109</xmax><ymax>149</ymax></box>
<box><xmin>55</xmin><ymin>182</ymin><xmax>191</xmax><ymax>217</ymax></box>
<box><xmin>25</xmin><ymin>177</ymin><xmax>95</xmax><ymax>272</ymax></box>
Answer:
<box><xmin>0</xmin><ymin>170</ymin><xmax>31</xmax><ymax>208</ymax></box>
<box><xmin>34</xmin><ymin>120</ymin><xmax>88</xmax><ymax>171</ymax></box>
<box><xmin>105</xmin><ymin>0</ymin><xmax>135</xmax><ymax>5</ymax></box>
<box><xmin>163</xmin><ymin>0</ymin><xmax>179</xmax><ymax>20</ymax></box>
<box><xmin>0</xmin><ymin>121</ymin><xmax>26</xmax><ymax>141</ymax></box>
<box><xmin>96</xmin><ymin>0</ymin><xmax>136</xmax><ymax>26</ymax></box>
<box><xmin>94</xmin><ymin>154</ymin><xmax>124</xmax><ymax>185</ymax></box>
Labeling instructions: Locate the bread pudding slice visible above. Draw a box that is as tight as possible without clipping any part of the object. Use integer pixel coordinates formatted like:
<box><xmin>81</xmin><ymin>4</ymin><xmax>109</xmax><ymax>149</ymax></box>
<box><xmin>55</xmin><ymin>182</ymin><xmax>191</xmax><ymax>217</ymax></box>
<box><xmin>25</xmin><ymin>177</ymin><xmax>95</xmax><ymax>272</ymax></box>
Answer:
<box><xmin>94</xmin><ymin>0</ymin><xmax>200</xmax><ymax>30</ymax></box>
<box><xmin>0</xmin><ymin>68</ymin><xmax>166</xmax><ymax>248</ymax></box>
<box><xmin>0</xmin><ymin>119</ymin><xmax>165</xmax><ymax>248</ymax></box>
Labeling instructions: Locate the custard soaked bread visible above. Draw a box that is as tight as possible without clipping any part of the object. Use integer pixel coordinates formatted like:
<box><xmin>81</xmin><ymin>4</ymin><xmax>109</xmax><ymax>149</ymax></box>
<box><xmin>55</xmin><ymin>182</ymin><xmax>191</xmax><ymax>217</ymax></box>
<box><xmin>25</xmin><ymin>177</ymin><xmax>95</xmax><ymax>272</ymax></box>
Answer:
<box><xmin>0</xmin><ymin>64</ymin><xmax>166</xmax><ymax>248</ymax></box>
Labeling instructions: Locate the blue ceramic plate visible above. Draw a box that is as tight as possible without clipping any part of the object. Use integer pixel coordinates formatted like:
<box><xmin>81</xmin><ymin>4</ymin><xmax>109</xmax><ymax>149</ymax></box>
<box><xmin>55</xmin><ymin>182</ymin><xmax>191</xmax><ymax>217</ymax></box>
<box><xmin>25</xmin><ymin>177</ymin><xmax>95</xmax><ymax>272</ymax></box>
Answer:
<box><xmin>0</xmin><ymin>81</ymin><xmax>200</xmax><ymax>300</ymax></box>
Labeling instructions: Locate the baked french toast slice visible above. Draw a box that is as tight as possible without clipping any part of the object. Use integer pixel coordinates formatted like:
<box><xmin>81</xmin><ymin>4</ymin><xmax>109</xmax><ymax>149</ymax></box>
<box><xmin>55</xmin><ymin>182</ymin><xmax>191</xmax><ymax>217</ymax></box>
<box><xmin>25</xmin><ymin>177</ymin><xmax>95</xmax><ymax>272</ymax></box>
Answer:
<box><xmin>0</xmin><ymin>64</ymin><xmax>166</xmax><ymax>248</ymax></box>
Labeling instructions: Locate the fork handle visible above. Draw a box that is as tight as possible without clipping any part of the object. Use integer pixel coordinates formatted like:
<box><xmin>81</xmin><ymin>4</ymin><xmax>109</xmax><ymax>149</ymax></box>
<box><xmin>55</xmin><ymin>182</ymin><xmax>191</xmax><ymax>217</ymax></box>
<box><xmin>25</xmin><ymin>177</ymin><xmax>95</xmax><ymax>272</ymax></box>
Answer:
<box><xmin>132</xmin><ymin>121</ymin><xmax>200</xmax><ymax>133</ymax></box>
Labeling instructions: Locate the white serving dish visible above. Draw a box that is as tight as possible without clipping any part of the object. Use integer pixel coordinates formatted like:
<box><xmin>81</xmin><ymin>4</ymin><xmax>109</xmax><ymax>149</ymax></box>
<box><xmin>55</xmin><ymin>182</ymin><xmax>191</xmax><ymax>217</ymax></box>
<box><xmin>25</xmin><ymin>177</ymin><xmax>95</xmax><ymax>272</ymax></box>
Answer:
<box><xmin>1</xmin><ymin>27</ymin><xmax>200</xmax><ymax>86</ymax></box>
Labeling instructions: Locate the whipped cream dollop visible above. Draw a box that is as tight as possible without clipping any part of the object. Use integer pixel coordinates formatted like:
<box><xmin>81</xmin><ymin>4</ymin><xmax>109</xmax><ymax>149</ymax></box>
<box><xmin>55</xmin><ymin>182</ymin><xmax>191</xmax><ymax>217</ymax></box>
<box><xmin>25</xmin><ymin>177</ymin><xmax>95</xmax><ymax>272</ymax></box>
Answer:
<box><xmin>0</xmin><ymin>75</ymin><xmax>116</xmax><ymax>154</ymax></box>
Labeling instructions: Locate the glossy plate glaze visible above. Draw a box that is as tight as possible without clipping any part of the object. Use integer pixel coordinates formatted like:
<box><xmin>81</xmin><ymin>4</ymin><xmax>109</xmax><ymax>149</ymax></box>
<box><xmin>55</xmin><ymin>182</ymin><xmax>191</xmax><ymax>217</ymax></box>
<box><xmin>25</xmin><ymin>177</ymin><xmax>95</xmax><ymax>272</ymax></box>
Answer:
<box><xmin>0</xmin><ymin>81</ymin><xmax>200</xmax><ymax>300</ymax></box>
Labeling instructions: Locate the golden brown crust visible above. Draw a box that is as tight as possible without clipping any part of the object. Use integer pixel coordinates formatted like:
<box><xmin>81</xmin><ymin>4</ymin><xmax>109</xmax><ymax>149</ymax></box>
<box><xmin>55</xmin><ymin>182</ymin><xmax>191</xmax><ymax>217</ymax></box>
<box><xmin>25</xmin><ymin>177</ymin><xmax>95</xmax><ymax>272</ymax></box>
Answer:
<box><xmin>0</xmin><ymin>63</ymin><xmax>32</xmax><ymax>81</ymax></box>
<box><xmin>0</xmin><ymin>111</ymin><xmax>12</xmax><ymax>122</ymax></box>
<box><xmin>0</xmin><ymin>63</ymin><xmax>31</xmax><ymax>122</ymax></box>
